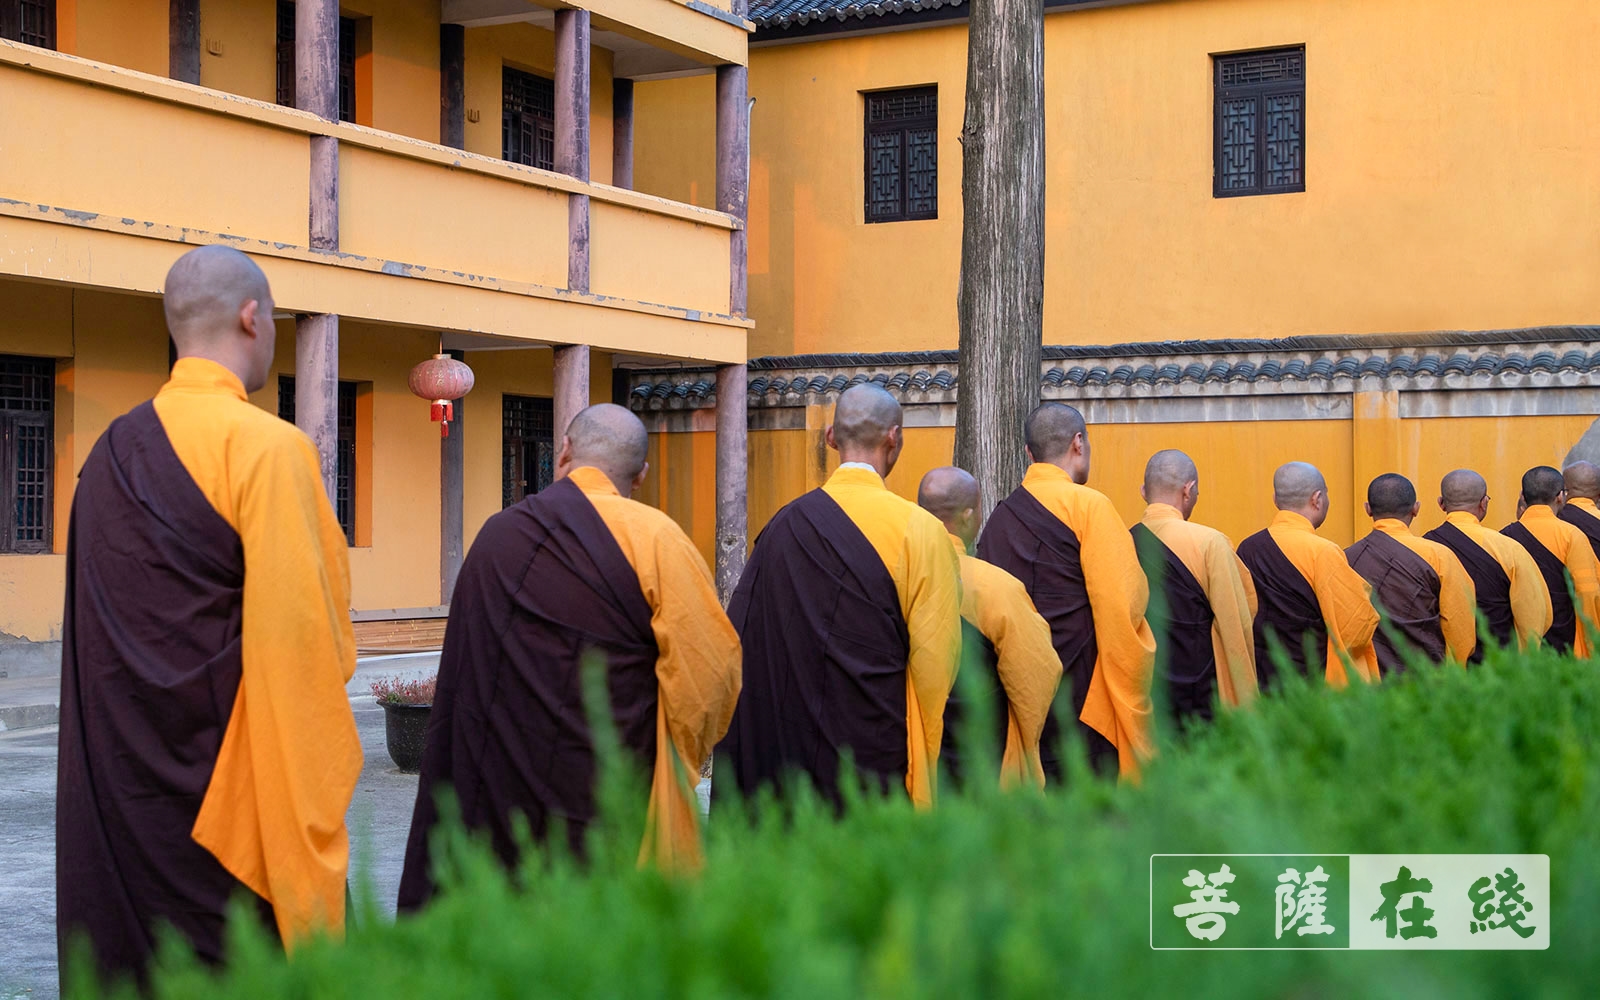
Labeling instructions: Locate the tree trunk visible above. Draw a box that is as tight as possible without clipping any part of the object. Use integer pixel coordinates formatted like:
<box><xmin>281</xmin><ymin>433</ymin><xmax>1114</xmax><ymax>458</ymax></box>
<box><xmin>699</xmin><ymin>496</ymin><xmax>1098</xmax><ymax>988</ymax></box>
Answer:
<box><xmin>956</xmin><ymin>0</ymin><xmax>1045</xmax><ymax>516</ymax></box>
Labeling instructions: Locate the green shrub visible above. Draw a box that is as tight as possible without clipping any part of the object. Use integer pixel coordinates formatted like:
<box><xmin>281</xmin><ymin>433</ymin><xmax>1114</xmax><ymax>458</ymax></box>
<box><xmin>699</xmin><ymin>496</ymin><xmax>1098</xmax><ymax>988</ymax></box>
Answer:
<box><xmin>79</xmin><ymin>645</ymin><xmax>1599</xmax><ymax>999</ymax></box>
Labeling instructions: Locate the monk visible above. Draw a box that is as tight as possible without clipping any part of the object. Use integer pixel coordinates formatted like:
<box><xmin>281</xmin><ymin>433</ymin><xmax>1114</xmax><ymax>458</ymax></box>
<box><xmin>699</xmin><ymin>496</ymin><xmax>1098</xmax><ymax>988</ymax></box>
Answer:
<box><xmin>1131</xmin><ymin>450</ymin><xmax>1259</xmax><ymax>727</ymax></box>
<box><xmin>917</xmin><ymin>466</ymin><xmax>1060</xmax><ymax>789</ymax></box>
<box><xmin>977</xmin><ymin>403</ymin><xmax>1155</xmax><ymax>780</ymax></box>
<box><xmin>56</xmin><ymin>246</ymin><xmax>362</xmax><ymax>985</ymax></box>
<box><xmin>398</xmin><ymin>404</ymin><xmax>741</xmax><ymax>906</ymax></box>
<box><xmin>1235</xmin><ymin>462</ymin><xmax>1380</xmax><ymax>686</ymax></box>
<box><xmin>1502</xmin><ymin>465</ymin><xmax>1600</xmax><ymax>656</ymax></box>
<box><xmin>1345</xmin><ymin>474</ymin><xmax>1476</xmax><ymax>672</ymax></box>
<box><xmin>1423</xmin><ymin>469</ymin><xmax>1551</xmax><ymax>660</ymax></box>
<box><xmin>719</xmin><ymin>384</ymin><xmax>960</xmax><ymax>808</ymax></box>
<box><xmin>1559</xmin><ymin>461</ymin><xmax>1600</xmax><ymax>558</ymax></box>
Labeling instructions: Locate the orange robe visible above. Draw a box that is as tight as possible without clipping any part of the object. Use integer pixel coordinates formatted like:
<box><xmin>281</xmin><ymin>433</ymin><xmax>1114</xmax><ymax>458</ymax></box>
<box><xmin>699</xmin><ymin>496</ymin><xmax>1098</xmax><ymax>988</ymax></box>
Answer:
<box><xmin>1359</xmin><ymin>518</ymin><xmax>1478</xmax><ymax>665</ymax></box>
<box><xmin>1439</xmin><ymin>510</ymin><xmax>1552</xmax><ymax>648</ymax></box>
<box><xmin>1513</xmin><ymin>505</ymin><xmax>1600</xmax><ymax>658</ymax></box>
<box><xmin>1263</xmin><ymin>510</ymin><xmax>1381</xmax><ymax>686</ymax></box>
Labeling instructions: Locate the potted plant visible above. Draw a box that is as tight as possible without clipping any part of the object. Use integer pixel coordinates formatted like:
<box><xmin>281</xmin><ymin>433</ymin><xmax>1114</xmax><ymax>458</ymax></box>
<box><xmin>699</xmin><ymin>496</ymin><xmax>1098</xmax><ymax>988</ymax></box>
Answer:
<box><xmin>371</xmin><ymin>674</ymin><xmax>437</xmax><ymax>774</ymax></box>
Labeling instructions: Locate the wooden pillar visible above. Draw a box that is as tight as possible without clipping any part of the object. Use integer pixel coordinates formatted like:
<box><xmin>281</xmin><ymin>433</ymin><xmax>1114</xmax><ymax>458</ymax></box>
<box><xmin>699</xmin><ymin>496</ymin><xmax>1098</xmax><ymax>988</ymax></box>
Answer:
<box><xmin>715</xmin><ymin>363</ymin><xmax>748</xmax><ymax>602</ymax></box>
<box><xmin>716</xmin><ymin>63</ymin><xmax>750</xmax><ymax>316</ymax></box>
<box><xmin>555</xmin><ymin>9</ymin><xmax>591</xmax><ymax>292</ymax></box>
<box><xmin>296</xmin><ymin>314</ymin><xmax>340</xmax><ymax>501</ymax></box>
<box><xmin>169</xmin><ymin>0</ymin><xmax>201</xmax><ymax>85</ymax></box>
<box><xmin>440</xmin><ymin>24</ymin><xmax>466</xmax><ymax>150</ymax></box>
<box><xmin>440</xmin><ymin>349</ymin><xmax>466</xmax><ymax>603</ymax></box>
<box><xmin>612</xmin><ymin>78</ymin><xmax>634</xmax><ymax>190</ymax></box>
<box><xmin>553</xmin><ymin>345</ymin><xmax>591</xmax><ymax>444</ymax></box>
<box><xmin>296</xmin><ymin>0</ymin><xmax>341</xmax><ymax>501</ymax></box>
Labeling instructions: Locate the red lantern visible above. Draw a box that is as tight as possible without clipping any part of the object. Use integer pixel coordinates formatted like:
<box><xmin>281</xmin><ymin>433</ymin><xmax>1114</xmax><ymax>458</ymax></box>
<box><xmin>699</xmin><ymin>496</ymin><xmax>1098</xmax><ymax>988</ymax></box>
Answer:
<box><xmin>408</xmin><ymin>354</ymin><xmax>475</xmax><ymax>437</ymax></box>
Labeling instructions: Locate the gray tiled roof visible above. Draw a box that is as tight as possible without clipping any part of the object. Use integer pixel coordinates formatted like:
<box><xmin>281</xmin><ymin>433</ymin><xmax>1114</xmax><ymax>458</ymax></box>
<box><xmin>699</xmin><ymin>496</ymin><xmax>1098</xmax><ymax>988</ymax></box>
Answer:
<box><xmin>750</xmin><ymin>0</ymin><xmax>966</xmax><ymax>30</ymax></box>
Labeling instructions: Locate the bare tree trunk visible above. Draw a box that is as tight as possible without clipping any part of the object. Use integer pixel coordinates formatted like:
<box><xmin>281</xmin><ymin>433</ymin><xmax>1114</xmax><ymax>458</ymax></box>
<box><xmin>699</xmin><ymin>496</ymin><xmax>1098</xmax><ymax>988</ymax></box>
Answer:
<box><xmin>956</xmin><ymin>0</ymin><xmax>1045</xmax><ymax>516</ymax></box>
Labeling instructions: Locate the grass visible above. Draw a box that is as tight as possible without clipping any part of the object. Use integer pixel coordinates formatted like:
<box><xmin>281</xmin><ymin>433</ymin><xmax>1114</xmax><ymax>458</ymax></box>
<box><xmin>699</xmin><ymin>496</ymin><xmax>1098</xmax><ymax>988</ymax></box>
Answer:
<box><xmin>75</xmin><ymin>641</ymin><xmax>1599</xmax><ymax>999</ymax></box>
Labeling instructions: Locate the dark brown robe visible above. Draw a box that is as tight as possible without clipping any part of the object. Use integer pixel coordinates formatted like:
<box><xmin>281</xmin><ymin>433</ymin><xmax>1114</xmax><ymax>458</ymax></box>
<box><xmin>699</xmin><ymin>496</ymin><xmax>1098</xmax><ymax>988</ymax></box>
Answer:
<box><xmin>976</xmin><ymin>487</ymin><xmax>1117</xmax><ymax>780</ymax></box>
<box><xmin>398</xmin><ymin>476</ymin><xmax>658</xmax><ymax>910</ymax></box>
<box><xmin>1345</xmin><ymin>529</ymin><xmax>1447</xmax><ymax>675</ymax></box>
<box><xmin>716</xmin><ymin>488</ymin><xmax>909</xmax><ymax>806</ymax></box>
<box><xmin>57</xmin><ymin>401</ymin><xmax>275</xmax><ymax>986</ymax></box>
<box><xmin>1236</xmin><ymin>529</ymin><xmax>1328</xmax><ymax>687</ymax></box>
<box><xmin>1559</xmin><ymin>503</ymin><xmax>1600</xmax><ymax>559</ymax></box>
<box><xmin>939</xmin><ymin>620</ymin><xmax>1010</xmax><ymax>789</ymax></box>
<box><xmin>1131</xmin><ymin>523</ymin><xmax>1218</xmax><ymax>727</ymax></box>
<box><xmin>1502</xmin><ymin>521</ymin><xmax>1577</xmax><ymax>652</ymax></box>
<box><xmin>1423</xmin><ymin>521</ymin><xmax>1513</xmax><ymax>662</ymax></box>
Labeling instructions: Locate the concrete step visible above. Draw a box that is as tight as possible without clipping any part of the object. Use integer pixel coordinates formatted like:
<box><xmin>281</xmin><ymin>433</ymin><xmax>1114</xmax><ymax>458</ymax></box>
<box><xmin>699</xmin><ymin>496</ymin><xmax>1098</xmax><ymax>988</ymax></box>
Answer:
<box><xmin>0</xmin><ymin>674</ymin><xmax>59</xmax><ymax>733</ymax></box>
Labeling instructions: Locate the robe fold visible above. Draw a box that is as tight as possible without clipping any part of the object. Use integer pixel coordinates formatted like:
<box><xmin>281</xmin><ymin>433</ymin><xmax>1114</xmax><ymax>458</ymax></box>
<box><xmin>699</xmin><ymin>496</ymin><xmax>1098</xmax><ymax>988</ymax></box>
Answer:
<box><xmin>1503</xmin><ymin>520</ymin><xmax>1577</xmax><ymax>653</ymax></box>
<box><xmin>1424</xmin><ymin>519</ymin><xmax>1514</xmax><ymax>660</ymax></box>
<box><xmin>1236</xmin><ymin>528</ymin><xmax>1329</xmax><ymax>685</ymax></box>
<box><xmin>1559</xmin><ymin>498</ymin><xmax>1600</xmax><ymax>558</ymax></box>
<box><xmin>719</xmin><ymin>487</ymin><xmax>912</xmax><ymax>805</ymax></box>
<box><xmin>1345</xmin><ymin>526</ymin><xmax>1448</xmax><ymax>673</ymax></box>
<box><xmin>1132</xmin><ymin>523</ymin><xmax>1219</xmax><ymax>725</ymax></box>
<box><xmin>941</xmin><ymin>621</ymin><xmax>1008</xmax><ymax>788</ymax></box>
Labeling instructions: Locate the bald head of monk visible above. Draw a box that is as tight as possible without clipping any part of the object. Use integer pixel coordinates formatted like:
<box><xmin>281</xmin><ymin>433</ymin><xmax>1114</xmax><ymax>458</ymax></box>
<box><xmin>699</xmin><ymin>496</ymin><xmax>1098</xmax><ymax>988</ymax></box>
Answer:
<box><xmin>1438</xmin><ymin>468</ymin><xmax>1491</xmax><ymax>521</ymax></box>
<box><xmin>1024</xmin><ymin>402</ymin><xmax>1090</xmax><ymax>484</ymax></box>
<box><xmin>917</xmin><ymin>466</ymin><xmax>981</xmax><ymax>548</ymax></box>
<box><xmin>1273</xmin><ymin>462</ymin><xmax>1331</xmax><ymax>529</ymax></box>
<box><xmin>1364</xmin><ymin>473</ymin><xmax>1420</xmax><ymax>526</ymax></box>
<box><xmin>1140</xmin><ymin>449</ymin><xmax>1200</xmax><ymax>519</ymax></box>
<box><xmin>556</xmin><ymin>403</ymin><xmax>651</xmax><ymax>496</ymax></box>
<box><xmin>826</xmin><ymin>383</ymin><xmax>904</xmax><ymax>477</ymax></box>
<box><xmin>1521</xmin><ymin>465</ymin><xmax>1567</xmax><ymax>514</ymax></box>
<box><xmin>1564</xmin><ymin>461</ymin><xmax>1600</xmax><ymax>503</ymax></box>
<box><xmin>162</xmin><ymin>245</ymin><xmax>277</xmax><ymax>393</ymax></box>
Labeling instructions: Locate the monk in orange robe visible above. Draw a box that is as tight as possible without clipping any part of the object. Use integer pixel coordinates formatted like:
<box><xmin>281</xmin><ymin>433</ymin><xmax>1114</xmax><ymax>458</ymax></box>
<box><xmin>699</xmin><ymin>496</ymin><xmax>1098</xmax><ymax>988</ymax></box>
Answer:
<box><xmin>917</xmin><ymin>466</ymin><xmax>1060</xmax><ymax>789</ymax></box>
<box><xmin>1132</xmin><ymin>450</ymin><xmax>1259</xmax><ymax>726</ymax></box>
<box><xmin>1559</xmin><ymin>461</ymin><xmax>1600</xmax><ymax>558</ymax></box>
<box><xmin>977</xmin><ymin>403</ymin><xmax>1155</xmax><ymax>781</ymax></box>
<box><xmin>1235</xmin><ymin>462</ymin><xmax>1380</xmax><ymax>686</ymax></box>
<box><xmin>56</xmin><ymin>246</ymin><xmax>362</xmax><ymax>986</ymax></box>
<box><xmin>1502</xmin><ymin>465</ymin><xmax>1600</xmax><ymax>656</ymax></box>
<box><xmin>1345</xmin><ymin>474</ymin><xmax>1476</xmax><ymax>671</ymax></box>
<box><xmin>400</xmin><ymin>405</ymin><xmax>741</xmax><ymax>906</ymax></box>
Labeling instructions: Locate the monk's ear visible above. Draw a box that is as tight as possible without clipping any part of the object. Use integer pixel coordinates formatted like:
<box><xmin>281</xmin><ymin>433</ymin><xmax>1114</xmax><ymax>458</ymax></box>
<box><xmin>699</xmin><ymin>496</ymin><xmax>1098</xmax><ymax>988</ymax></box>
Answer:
<box><xmin>1409</xmin><ymin>502</ymin><xmax>1421</xmax><ymax>519</ymax></box>
<box><xmin>1139</xmin><ymin>484</ymin><xmax>1148</xmax><ymax>502</ymax></box>
<box><xmin>825</xmin><ymin>424</ymin><xmax>838</xmax><ymax>452</ymax></box>
<box><xmin>554</xmin><ymin>435</ymin><xmax>574</xmax><ymax>479</ymax></box>
<box><xmin>631</xmin><ymin>461</ymin><xmax>649</xmax><ymax>495</ymax></box>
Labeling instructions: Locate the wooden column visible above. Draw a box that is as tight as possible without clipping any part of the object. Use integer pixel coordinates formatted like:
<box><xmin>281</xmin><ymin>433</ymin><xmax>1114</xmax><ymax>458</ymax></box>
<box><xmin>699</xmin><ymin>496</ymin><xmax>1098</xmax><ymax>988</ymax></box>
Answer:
<box><xmin>553</xmin><ymin>345</ymin><xmax>590</xmax><ymax>444</ymax></box>
<box><xmin>715</xmin><ymin>364</ymin><xmax>748</xmax><ymax>602</ymax></box>
<box><xmin>716</xmin><ymin>63</ymin><xmax>750</xmax><ymax>316</ymax></box>
<box><xmin>440</xmin><ymin>349</ymin><xmax>466</xmax><ymax>603</ymax></box>
<box><xmin>555</xmin><ymin>9</ymin><xmax>591</xmax><ymax>292</ymax></box>
<box><xmin>169</xmin><ymin>0</ymin><xmax>201</xmax><ymax>85</ymax></box>
<box><xmin>440</xmin><ymin>24</ymin><xmax>466</xmax><ymax>150</ymax></box>
<box><xmin>612</xmin><ymin>78</ymin><xmax>634</xmax><ymax>190</ymax></box>
<box><xmin>295</xmin><ymin>0</ymin><xmax>341</xmax><ymax>501</ymax></box>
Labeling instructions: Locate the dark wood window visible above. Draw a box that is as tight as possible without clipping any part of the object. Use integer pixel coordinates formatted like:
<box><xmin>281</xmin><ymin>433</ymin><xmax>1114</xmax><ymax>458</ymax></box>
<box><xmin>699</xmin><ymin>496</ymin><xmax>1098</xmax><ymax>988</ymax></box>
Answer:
<box><xmin>275</xmin><ymin>2</ymin><xmax>358</xmax><ymax>124</ymax></box>
<box><xmin>278</xmin><ymin>376</ymin><xmax>358</xmax><ymax>544</ymax></box>
<box><xmin>1214</xmin><ymin>46</ymin><xmax>1305</xmax><ymax>198</ymax></box>
<box><xmin>502</xmin><ymin>67</ymin><xmax>555</xmax><ymax>170</ymax></box>
<box><xmin>0</xmin><ymin>1</ymin><xmax>56</xmax><ymax>49</ymax></box>
<box><xmin>864</xmin><ymin>86</ymin><xmax>937</xmax><ymax>224</ymax></box>
<box><xmin>0</xmin><ymin>356</ymin><xmax>54</xmax><ymax>554</ymax></box>
<box><xmin>503</xmin><ymin>395</ymin><xmax>554</xmax><ymax>507</ymax></box>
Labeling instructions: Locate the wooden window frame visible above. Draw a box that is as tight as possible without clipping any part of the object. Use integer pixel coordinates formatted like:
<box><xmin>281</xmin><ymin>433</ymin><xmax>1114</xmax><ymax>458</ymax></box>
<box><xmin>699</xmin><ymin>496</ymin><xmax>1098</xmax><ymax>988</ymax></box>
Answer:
<box><xmin>275</xmin><ymin>2</ymin><xmax>359</xmax><ymax>124</ymax></box>
<box><xmin>502</xmin><ymin>394</ymin><xmax>554</xmax><ymax>508</ymax></box>
<box><xmin>1213</xmin><ymin>45</ymin><xmax>1306</xmax><ymax>199</ymax></box>
<box><xmin>502</xmin><ymin>66</ymin><xmax>556</xmax><ymax>171</ymax></box>
<box><xmin>0</xmin><ymin>355</ymin><xmax>55</xmax><ymax>555</ymax></box>
<box><xmin>0</xmin><ymin>0</ymin><xmax>56</xmax><ymax>49</ymax></box>
<box><xmin>278</xmin><ymin>375</ymin><xmax>360</xmax><ymax>545</ymax></box>
<box><xmin>863</xmin><ymin>85</ymin><xmax>939</xmax><ymax>225</ymax></box>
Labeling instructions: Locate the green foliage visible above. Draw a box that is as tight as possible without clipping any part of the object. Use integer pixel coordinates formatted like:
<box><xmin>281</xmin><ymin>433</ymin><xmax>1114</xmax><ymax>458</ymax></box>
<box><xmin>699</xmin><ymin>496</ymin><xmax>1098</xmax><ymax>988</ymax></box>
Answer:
<box><xmin>80</xmin><ymin>647</ymin><xmax>1598</xmax><ymax>999</ymax></box>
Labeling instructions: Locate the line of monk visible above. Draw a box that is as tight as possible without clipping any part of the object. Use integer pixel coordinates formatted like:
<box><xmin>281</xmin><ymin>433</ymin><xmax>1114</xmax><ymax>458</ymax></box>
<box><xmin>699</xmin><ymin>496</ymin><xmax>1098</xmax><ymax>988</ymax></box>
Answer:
<box><xmin>52</xmin><ymin>247</ymin><xmax>1600</xmax><ymax>985</ymax></box>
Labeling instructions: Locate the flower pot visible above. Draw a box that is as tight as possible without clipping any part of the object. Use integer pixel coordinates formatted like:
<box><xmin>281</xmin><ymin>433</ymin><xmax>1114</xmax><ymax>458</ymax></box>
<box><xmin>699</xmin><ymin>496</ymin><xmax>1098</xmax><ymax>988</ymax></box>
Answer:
<box><xmin>381</xmin><ymin>702</ymin><xmax>431</xmax><ymax>773</ymax></box>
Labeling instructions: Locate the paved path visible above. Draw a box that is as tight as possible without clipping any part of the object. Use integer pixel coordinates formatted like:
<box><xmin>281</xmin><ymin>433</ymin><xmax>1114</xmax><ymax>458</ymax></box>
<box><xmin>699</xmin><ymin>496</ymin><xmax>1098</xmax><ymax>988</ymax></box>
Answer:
<box><xmin>0</xmin><ymin>655</ymin><xmax>435</xmax><ymax>1000</ymax></box>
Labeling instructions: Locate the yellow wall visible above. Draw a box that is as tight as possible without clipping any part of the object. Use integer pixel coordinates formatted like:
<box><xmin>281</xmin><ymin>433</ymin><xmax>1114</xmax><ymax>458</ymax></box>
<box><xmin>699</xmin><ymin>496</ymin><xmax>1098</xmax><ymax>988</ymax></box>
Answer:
<box><xmin>637</xmin><ymin>0</ymin><xmax>1600</xmax><ymax>357</ymax></box>
<box><xmin>67</xmin><ymin>0</ymin><xmax>168</xmax><ymax>75</ymax></box>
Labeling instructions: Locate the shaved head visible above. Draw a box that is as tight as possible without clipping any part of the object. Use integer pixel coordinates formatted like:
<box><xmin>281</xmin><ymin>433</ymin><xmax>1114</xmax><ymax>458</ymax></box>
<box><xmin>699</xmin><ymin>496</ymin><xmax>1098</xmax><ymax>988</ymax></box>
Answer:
<box><xmin>1273</xmin><ymin>462</ymin><xmax>1327</xmax><ymax>510</ymax></box>
<box><xmin>1564</xmin><ymin>461</ymin><xmax>1600</xmax><ymax>501</ymax></box>
<box><xmin>1522</xmin><ymin>465</ymin><xmax>1565</xmax><ymax>506</ymax></box>
<box><xmin>918</xmin><ymin>466</ymin><xmax>980</xmax><ymax>523</ymax></box>
<box><xmin>564</xmin><ymin>403</ymin><xmax>649</xmax><ymax>491</ymax></box>
<box><xmin>162</xmin><ymin>245</ymin><xmax>276</xmax><ymax>391</ymax></box>
<box><xmin>830</xmin><ymin>384</ymin><xmax>902</xmax><ymax>449</ymax></box>
<box><xmin>1366</xmin><ymin>473</ymin><xmax>1417</xmax><ymax>520</ymax></box>
<box><xmin>1024</xmin><ymin>403</ymin><xmax>1086</xmax><ymax>465</ymax></box>
<box><xmin>1143</xmin><ymin>450</ymin><xmax>1198</xmax><ymax>497</ymax></box>
<box><xmin>1439</xmin><ymin>469</ymin><xmax>1488</xmax><ymax>511</ymax></box>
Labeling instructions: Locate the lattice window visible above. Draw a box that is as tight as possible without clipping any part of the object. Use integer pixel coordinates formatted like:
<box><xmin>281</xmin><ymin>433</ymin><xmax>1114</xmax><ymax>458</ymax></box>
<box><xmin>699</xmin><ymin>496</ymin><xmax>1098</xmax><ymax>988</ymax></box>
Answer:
<box><xmin>275</xmin><ymin>2</ymin><xmax>358</xmax><ymax>124</ymax></box>
<box><xmin>278</xmin><ymin>376</ymin><xmax>359</xmax><ymax>545</ymax></box>
<box><xmin>864</xmin><ymin>86</ymin><xmax>937</xmax><ymax>223</ymax></box>
<box><xmin>502</xmin><ymin>67</ymin><xmax>556</xmax><ymax>171</ymax></box>
<box><xmin>1214</xmin><ymin>47</ymin><xmax>1304</xmax><ymax>198</ymax></box>
<box><xmin>0</xmin><ymin>1</ymin><xmax>56</xmax><ymax>49</ymax></box>
<box><xmin>502</xmin><ymin>395</ymin><xmax>554</xmax><ymax>508</ymax></box>
<box><xmin>0</xmin><ymin>355</ymin><xmax>54</xmax><ymax>554</ymax></box>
